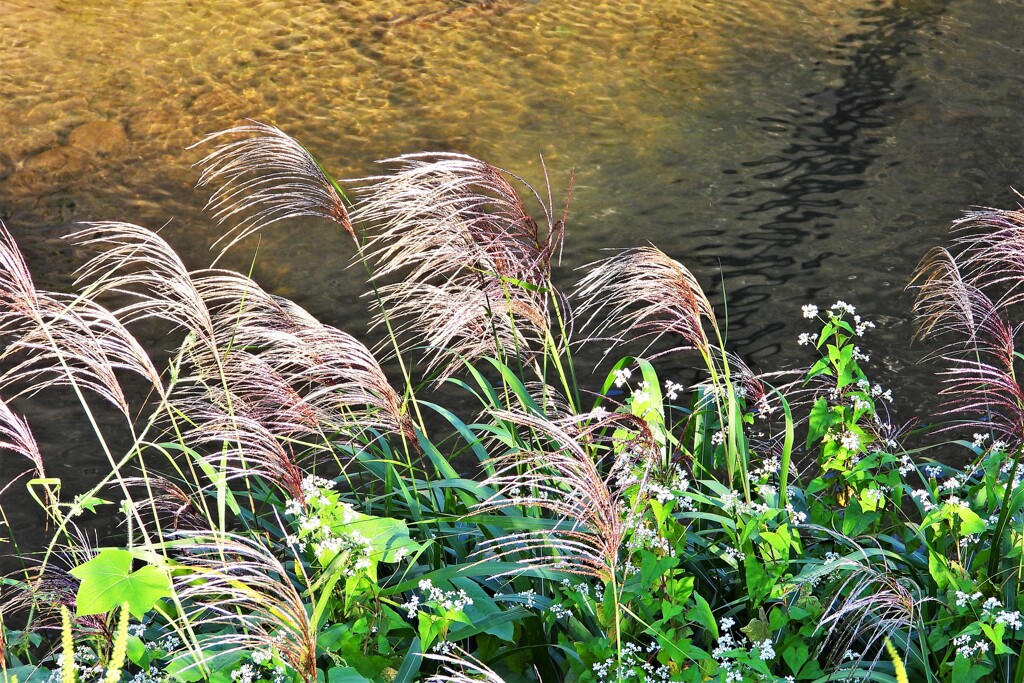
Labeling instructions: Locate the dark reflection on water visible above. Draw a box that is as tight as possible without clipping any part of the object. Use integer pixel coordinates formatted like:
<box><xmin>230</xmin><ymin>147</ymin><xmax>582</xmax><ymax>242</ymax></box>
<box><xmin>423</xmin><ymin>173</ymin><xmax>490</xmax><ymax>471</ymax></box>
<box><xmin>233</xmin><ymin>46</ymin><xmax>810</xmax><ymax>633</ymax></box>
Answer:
<box><xmin>1</xmin><ymin>0</ymin><xmax>1024</xmax><ymax>566</ymax></box>
<box><xmin>709</xmin><ymin>0</ymin><xmax>950</xmax><ymax>366</ymax></box>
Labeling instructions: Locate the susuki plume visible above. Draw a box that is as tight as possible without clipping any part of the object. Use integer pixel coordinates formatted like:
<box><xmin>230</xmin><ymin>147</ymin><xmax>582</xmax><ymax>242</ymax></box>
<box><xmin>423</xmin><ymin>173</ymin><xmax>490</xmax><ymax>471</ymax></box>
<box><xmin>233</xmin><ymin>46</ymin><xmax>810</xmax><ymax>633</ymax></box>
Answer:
<box><xmin>354</xmin><ymin>152</ymin><xmax>568</xmax><ymax>377</ymax></box>
<box><xmin>816</xmin><ymin>559</ymin><xmax>921</xmax><ymax>675</ymax></box>
<box><xmin>912</xmin><ymin>217</ymin><xmax>1024</xmax><ymax>437</ymax></box>
<box><xmin>190</xmin><ymin>270</ymin><xmax>413</xmax><ymax>442</ymax></box>
<box><xmin>575</xmin><ymin>246</ymin><xmax>715</xmax><ymax>360</ymax></box>
<box><xmin>424</xmin><ymin>647</ymin><xmax>508</xmax><ymax>683</ymax></box>
<box><xmin>474</xmin><ymin>409</ymin><xmax>654</xmax><ymax>581</ymax></box>
<box><xmin>949</xmin><ymin>204</ymin><xmax>1024</xmax><ymax>307</ymax></box>
<box><xmin>0</xmin><ymin>395</ymin><xmax>45</xmax><ymax>498</ymax></box>
<box><xmin>169</xmin><ymin>532</ymin><xmax>317</xmax><ymax>683</ymax></box>
<box><xmin>191</xmin><ymin>120</ymin><xmax>354</xmax><ymax>256</ymax></box>
<box><xmin>185</xmin><ymin>412</ymin><xmax>307</xmax><ymax>503</ymax></box>
<box><xmin>0</xmin><ymin>223</ymin><xmax>164</xmax><ymax>413</ymax></box>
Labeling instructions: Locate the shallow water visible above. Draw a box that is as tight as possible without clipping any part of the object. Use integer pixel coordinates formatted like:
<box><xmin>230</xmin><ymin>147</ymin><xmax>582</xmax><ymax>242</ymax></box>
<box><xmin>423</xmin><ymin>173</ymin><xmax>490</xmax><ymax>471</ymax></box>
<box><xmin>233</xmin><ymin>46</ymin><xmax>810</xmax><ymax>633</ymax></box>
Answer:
<box><xmin>1</xmin><ymin>0</ymin><xmax>1023</xmax><ymax>552</ymax></box>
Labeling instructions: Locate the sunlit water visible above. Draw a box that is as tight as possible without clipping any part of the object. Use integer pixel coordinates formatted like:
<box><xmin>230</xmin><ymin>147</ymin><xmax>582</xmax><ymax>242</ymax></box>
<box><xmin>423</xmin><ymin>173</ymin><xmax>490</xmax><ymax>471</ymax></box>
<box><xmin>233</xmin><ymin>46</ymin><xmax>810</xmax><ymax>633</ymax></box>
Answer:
<box><xmin>1</xmin><ymin>0</ymin><xmax>1023</xmax><ymax>555</ymax></box>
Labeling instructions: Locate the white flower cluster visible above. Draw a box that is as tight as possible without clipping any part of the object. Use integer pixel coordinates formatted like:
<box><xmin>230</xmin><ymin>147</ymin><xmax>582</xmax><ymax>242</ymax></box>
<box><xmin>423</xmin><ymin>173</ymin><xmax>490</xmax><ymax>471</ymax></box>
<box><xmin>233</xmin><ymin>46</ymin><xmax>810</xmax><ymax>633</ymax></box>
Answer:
<box><xmin>831</xmin><ymin>301</ymin><xmax>856</xmax><ymax>316</ymax></box>
<box><xmin>128</xmin><ymin>670</ymin><xmax>168</xmax><ymax>683</ymax></box>
<box><xmin>979</xmin><ymin>597</ymin><xmax>1024</xmax><ymax>629</ymax></box>
<box><xmin>149</xmin><ymin>633</ymin><xmax>181</xmax><ymax>653</ymax></box>
<box><xmin>955</xmin><ymin>590</ymin><xmax>984</xmax><ymax>608</ymax></box>
<box><xmin>861</xmin><ymin>487</ymin><xmax>885</xmax><ymax>506</ymax></box>
<box><xmin>642</xmin><ymin>464</ymin><xmax>691</xmax><ymax>508</ymax></box>
<box><xmin>231</xmin><ymin>652</ymin><xmax>287</xmax><ymax>683</ymax></box>
<box><xmin>405</xmin><ymin>579</ymin><xmax>474</xmax><ymax>619</ymax></box>
<box><xmin>664</xmin><ymin>380</ymin><xmax>684</xmax><ymax>401</ymax></box>
<box><xmin>614</xmin><ymin>367</ymin><xmax>633</xmax><ymax>388</ymax></box>
<box><xmin>628</xmin><ymin>520</ymin><xmax>674</xmax><ymax>557</ymax></box>
<box><xmin>549</xmin><ymin>603</ymin><xmax>573</xmax><ymax>619</ymax></box>
<box><xmin>749</xmin><ymin>456</ymin><xmax>781</xmax><ymax>481</ymax></box>
<box><xmin>45</xmin><ymin>661</ymin><xmax>102</xmax><ymax>683</ymax></box>
<box><xmin>284</xmin><ymin>479</ymin><xmax>373</xmax><ymax>575</ymax></box>
<box><xmin>712</xmin><ymin>617</ymin><xmax>778</xmax><ymax>682</ymax></box>
<box><xmin>797</xmin><ymin>332</ymin><xmax>819</xmax><ymax>346</ymax></box>
<box><xmin>839</xmin><ymin>431</ymin><xmax>860</xmax><ymax>451</ymax></box>
<box><xmin>231</xmin><ymin>664</ymin><xmax>257</xmax><ymax>683</ymax></box>
<box><xmin>953</xmin><ymin>633</ymin><xmax>990</xmax><ymax>659</ymax></box>
<box><xmin>591</xmin><ymin>641</ymin><xmax>668</xmax><ymax>683</ymax></box>
<box><xmin>852</xmin><ymin>316</ymin><xmax>875</xmax><ymax>337</ymax></box>
<box><xmin>785</xmin><ymin>502</ymin><xmax>807</xmax><ymax>525</ymax></box>
<box><xmin>720</xmin><ymin>489</ymin><xmax>770</xmax><ymax>517</ymax></box>
<box><xmin>633</xmin><ymin>380</ymin><xmax>652</xmax><ymax>405</ymax></box>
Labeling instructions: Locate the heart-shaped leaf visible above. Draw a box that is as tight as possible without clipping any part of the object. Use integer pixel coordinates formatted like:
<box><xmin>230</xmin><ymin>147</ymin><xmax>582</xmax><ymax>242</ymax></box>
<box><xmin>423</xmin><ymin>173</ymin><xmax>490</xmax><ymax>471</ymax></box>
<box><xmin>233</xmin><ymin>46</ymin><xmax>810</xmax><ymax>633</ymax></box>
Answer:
<box><xmin>70</xmin><ymin>548</ymin><xmax>172</xmax><ymax>617</ymax></box>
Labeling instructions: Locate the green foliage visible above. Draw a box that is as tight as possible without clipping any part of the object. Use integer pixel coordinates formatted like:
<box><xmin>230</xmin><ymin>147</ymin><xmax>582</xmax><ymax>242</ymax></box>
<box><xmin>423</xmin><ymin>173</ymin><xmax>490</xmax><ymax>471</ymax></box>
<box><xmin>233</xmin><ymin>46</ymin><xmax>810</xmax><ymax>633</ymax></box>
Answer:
<box><xmin>3</xmin><ymin>131</ymin><xmax>1024</xmax><ymax>683</ymax></box>
<box><xmin>69</xmin><ymin>550</ymin><xmax>172</xmax><ymax>618</ymax></box>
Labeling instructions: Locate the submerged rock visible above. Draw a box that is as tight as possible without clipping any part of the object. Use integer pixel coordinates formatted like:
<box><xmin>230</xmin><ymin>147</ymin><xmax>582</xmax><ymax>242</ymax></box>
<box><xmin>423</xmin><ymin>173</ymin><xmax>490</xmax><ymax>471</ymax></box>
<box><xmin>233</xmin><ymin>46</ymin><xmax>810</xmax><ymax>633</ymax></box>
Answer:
<box><xmin>23</xmin><ymin>145</ymin><xmax>90</xmax><ymax>175</ymax></box>
<box><xmin>67</xmin><ymin>120</ymin><xmax>128</xmax><ymax>156</ymax></box>
<box><xmin>0</xmin><ymin>151</ymin><xmax>13</xmax><ymax>181</ymax></box>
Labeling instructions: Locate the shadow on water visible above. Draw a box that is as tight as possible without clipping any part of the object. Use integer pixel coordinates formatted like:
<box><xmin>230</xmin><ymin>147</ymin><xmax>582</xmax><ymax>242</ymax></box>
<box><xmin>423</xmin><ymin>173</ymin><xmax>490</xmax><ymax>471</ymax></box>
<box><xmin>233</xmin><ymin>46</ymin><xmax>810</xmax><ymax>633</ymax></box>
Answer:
<box><xmin>703</xmin><ymin>0</ymin><xmax>952</xmax><ymax>363</ymax></box>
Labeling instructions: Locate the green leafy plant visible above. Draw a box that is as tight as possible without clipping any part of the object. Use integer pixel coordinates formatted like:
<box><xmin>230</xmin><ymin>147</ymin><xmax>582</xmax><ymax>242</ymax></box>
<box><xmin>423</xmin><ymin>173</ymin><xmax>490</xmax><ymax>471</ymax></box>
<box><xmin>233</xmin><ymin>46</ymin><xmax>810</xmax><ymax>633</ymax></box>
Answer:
<box><xmin>2</xmin><ymin>121</ymin><xmax>1024</xmax><ymax>683</ymax></box>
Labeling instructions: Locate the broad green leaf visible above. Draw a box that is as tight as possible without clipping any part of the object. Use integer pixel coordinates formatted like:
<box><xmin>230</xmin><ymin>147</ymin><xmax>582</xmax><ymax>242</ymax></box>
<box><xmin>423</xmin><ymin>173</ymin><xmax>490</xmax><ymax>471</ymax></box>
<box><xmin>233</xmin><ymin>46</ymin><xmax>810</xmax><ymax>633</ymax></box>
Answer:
<box><xmin>340</xmin><ymin>512</ymin><xmax>421</xmax><ymax>564</ymax></box>
<box><xmin>328</xmin><ymin>667</ymin><xmax>372</xmax><ymax>683</ymax></box>
<box><xmin>70</xmin><ymin>548</ymin><xmax>172</xmax><ymax>617</ymax></box>
<box><xmin>954</xmin><ymin>506</ymin><xmax>986</xmax><ymax>535</ymax></box>
<box><xmin>807</xmin><ymin>398</ymin><xmax>840</xmax><ymax>448</ymax></box>
<box><xmin>686</xmin><ymin>592</ymin><xmax>717</xmax><ymax>639</ymax></box>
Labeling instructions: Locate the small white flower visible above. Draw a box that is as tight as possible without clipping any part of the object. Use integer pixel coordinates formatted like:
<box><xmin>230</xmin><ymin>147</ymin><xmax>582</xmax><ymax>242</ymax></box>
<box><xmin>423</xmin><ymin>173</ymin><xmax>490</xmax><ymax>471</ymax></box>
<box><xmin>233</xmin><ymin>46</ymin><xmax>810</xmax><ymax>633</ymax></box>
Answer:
<box><xmin>840</xmin><ymin>431</ymin><xmax>860</xmax><ymax>451</ymax></box>
<box><xmin>802</xmin><ymin>304</ymin><xmax>819</xmax><ymax>319</ymax></box>
<box><xmin>797</xmin><ymin>332</ymin><xmax>818</xmax><ymax>346</ymax></box>
<box><xmin>613</xmin><ymin>367</ymin><xmax>632</xmax><ymax>388</ymax></box>
<box><xmin>831</xmin><ymin>301</ymin><xmax>856</xmax><ymax>316</ymax></box>
<box><xmin>983</xmin><ymin>597</ymin><xmax>1003</xmax><ymax>612</ymax></box>
<box><xmin>851</xmin><ymin>346</ymin><xmax>870</xmax><ymax>362</ymax></box>
<box><xmin>664</xmin><ymin>380</ymin><xmax>684</xmax><ymax>401</ymax></box>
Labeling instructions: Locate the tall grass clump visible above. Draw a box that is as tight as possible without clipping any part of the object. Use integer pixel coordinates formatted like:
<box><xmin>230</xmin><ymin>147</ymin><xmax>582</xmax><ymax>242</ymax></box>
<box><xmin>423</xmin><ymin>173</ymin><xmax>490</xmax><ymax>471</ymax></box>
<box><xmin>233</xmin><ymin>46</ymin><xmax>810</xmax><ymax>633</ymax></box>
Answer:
<box><xmin>2</xmin><ymin>121</ymin><xmax>1024</xmax><ymax>683</ymax></box>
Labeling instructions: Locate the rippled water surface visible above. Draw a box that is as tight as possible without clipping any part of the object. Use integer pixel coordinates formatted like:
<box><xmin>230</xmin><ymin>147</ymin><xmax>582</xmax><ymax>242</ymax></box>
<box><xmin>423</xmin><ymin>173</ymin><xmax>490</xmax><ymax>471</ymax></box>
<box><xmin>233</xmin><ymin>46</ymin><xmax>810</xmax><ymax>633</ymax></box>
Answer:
<box><xmin>2</xmin><ymin>0</ymin><xmax>1023</xmax><ymax>547</ymax></box>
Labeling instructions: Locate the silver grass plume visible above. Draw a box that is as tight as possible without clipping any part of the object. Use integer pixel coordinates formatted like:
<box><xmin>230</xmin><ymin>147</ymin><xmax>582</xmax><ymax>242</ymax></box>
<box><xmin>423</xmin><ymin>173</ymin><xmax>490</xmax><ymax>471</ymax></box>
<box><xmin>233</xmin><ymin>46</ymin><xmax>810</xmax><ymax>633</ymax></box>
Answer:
<box><xmin>0</xmin><ymin>224</ymin><xmax>164</xmax><ymax>413</ymax></box>
<box><xmin>191</xmin><ymin>120</ymin><xmax>354</xmax><ymax>257</ymax></box>
<box><xmin>473</xmin><ymin>409</ymin><xmax>655</xmax><ymax>581</ymax></box>
<box><xmin>912</xmin><ymin>235</ymin><xmax>1024</xmax><ymax>438</ymax></box>
<box><xmin>0</xmin><ymin>395</ymin><xmax>46</xmax><ymax>500</ymax></box>
<box><xmin>574</xmin><ymin>246</ymin><xmax>716</xmax><ymax>362</ymax></box>
<box><xmin>184</xmin><ymin>411</ymin><xmax>308</xmax><ymax>503</ymax></box>
<box><xmin>814</xmin><ymin>559</ymin><xmax>922</xmax><ymax>675</ymax></box>
<box><xmin>69</xmin><ymin>222</ymin><xmax>217</xmax><ymax>360</ymax></box>
<box><xmin>354</xmin><ymin>152</ymin><xmax>569</xmax><ymax>379</ymax></box>
<box><xmin>168</xmin><ymin>531</ymin><xmax>317</xmax><ymax>683</ymax></box>
<box><xmin>949</xmin><ymin>204</ymin><xmax>1024</xmax><ymax>307</ymax></box>
<box><xmin>190</xmin><ymin>270</ymin><xmax>413</xmax><ymax>443</ymax></box>
<box><xmin>424</xmin><ymin>647</ymin><xmax>508</xmax><ymax>683</ymax></box>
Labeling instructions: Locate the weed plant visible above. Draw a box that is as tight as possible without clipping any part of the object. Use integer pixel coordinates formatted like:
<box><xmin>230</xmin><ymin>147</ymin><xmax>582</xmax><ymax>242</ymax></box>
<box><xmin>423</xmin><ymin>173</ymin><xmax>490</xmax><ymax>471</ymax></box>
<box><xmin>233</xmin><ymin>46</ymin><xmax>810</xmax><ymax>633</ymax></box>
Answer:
<box><xmin>1</xmin><ymin>122</ymin><xmax>1023</xmax><ymax>683</ymax></box>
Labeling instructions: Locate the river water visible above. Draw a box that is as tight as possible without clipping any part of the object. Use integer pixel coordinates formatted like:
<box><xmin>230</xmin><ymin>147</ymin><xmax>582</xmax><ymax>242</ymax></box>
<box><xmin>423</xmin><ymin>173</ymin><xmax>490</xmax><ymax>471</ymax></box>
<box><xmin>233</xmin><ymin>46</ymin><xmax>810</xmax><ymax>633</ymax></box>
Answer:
<box><xmin>1</xmin><ymin>0</ymin><xmax>1023</xmax><ymax>552</ymax></box>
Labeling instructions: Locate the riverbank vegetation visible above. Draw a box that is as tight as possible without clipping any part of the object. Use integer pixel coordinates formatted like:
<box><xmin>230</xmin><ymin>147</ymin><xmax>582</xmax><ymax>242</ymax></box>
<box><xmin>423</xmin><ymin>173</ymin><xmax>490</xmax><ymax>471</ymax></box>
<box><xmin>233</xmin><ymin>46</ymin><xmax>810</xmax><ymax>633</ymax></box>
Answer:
<box><xmin>2</xmin><ymin>122</ymin><xmax>1023</xmax><ymax>682</ymax></box>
